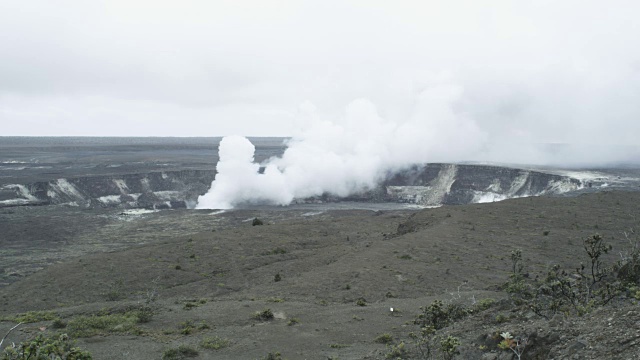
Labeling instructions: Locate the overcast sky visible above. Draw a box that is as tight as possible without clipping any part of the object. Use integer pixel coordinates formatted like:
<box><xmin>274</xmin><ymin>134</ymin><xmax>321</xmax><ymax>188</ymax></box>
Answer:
<box><xmin>1</xmin><ymin>0</ymin><xmax>639</xmax><ymax>146</ymax></box>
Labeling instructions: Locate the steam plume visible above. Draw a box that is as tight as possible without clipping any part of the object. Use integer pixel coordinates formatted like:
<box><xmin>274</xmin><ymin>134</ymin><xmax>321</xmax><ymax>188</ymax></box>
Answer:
<box><xmin>196</xmin><ymin>85</ymin><xmax>486</xmax><ymax>209</ymax></box>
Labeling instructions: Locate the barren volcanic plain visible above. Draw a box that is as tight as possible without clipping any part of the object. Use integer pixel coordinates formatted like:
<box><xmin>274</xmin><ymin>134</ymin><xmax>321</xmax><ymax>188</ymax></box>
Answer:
<box><xmin>1</xmin><ymin>138</ymin><xmax>640</xmax><ymax>359</ymax></box>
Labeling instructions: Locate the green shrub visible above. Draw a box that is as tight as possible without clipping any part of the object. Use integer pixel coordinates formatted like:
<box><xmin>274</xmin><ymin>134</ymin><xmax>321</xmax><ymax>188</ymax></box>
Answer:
<box><xmin>66</xmin><ymin>313</ymin><xmax>139</xmax><ymax>338</ymax></box>
<box><xmin>474</xmin><ymin>298</ymin><xmax>496</xmax><ymax>311</ymax></box>
<box><xmin>253</xmin><ymin>308</ymin><xmax>275</xmax><ymax>321</ymax></box>
<box><xmin>183</xmin><ymin>302</ymin><xmax>200</xmax><ymax>310</ymax></box>
<box><xmin>5</xmin><ymin>311</ymin><xmax>57</xmax><ymax>323</ymax></box>
<box><xmin>197</xmin><ymin>321</ymin><xmax>210</xmax><ymax>330</ymax></box>
<box><xmin>414</xmin><ymin>300</ymin><xmax>468</xmax><ymax>330</ymax></box>
<box><xmin>252</xmin><ymin>218</ymin><xmax>264</xmax><ymax>226</ymax></box>
<box><xmin>135</xmin><ymin>306</ymin><xmax>154</xmax><ymax>323</ymax></box>
<box><xmin>440</xmin><ymin>336</ymin><xmax>461</xmax><ymax>360</ymax></box>
<box><xmin>263</xmin><ymin>248</ymin><xmax>287</xmax><ymax>255</ymax></box>
<box><xmin>103</xmin><ymin>278</ymin><xmax>125</xmax><ymax>301</ymax></box>
<box><xmin>200</xmin><ymin>336</ymin><xmax>230</xmax><ymax>350</ymax></box>
<box><xmin>162</xmin><ymin>345</ymin><xmax>198</xmax><ymax>360</ymax></box>
<box><xmin>384</xmin><ymin>341</ymin><xmax>407</xmax><ymax>359</ymax></box>
<box><xmin>1</xmin><ymin>334</ymin><xmax>92</xmax><ymax>360</ymax></box>
<box><xmin>51</xmin><ymin>318</ymin><xmax>67</xmax><ymax>329</ymax></box>
<box><xmin>375</xmin><ymin>333</ymin><xmax>394</xmax><ymax>344</ymax></box>
<box><xmin>262</xmin><ymin>352</ymin><xmax>283</xmax><ymax>360</ymax></box>
<box><xmin>179</xmin><ymin>320</ymin><xmax>201</xmax><ymax>335</ymax></box>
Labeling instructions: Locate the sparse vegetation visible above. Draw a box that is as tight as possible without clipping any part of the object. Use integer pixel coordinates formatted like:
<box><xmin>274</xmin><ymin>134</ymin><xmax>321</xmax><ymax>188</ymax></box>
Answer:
<box><xmin>384</xmin><ymin>341</ymin><xmax>407</xmax><ymax>359</ymax></box>
<box><xmin>1</xmin><ymin>334</ymin><xmax>92</xmax><ymax>360</ymax></box>
<box><xmin>52</xmin><ymin>318</ymin><xmax>67</xmax><ymax>329</ymax></box>
<box><xmin>261</xmin><ymin>352</ymin><xmax>283</xmax><ymax>360</ymax></box>
<box><xmin>162</xmin><ymin>345</ymin><xmax>198</xmax><ymax>360</ymax></box>
<box><xmin>253</xmin><ymin>308</ymin><xmax>275</xmax><ymax>321</ymax></box>
<box><xmin>263</xmin><ymin>248</ymin><xmax>287</xmax><ymax>255</ymax></box>
<box><xmin>3</xmin><ymin>311</ymin><xmax>57</xmax><ymax>324</ymax></box>
<box><xmin>498</xmin><ymin>332</ymin><xmax>528</xmax><ymax>360</ymax></box>
<box><xmin>66</xmin><ymin>313</ymin><xmax>140</xmax><ymax>338</ymax></box>
<box><xmin>507</xmin><ymin>234</ymin><xmax>628</xmax><ymax>318</ymax></box>
<box><xmin>3</xmin><ymin>190</ymin><xmax>640</xmax><ymax>359</ymax></box>
<box><xmin>473</xmin><ymin>298</ymin><xmax>495</xmax><ymax>311</ymax></box>
<box><xmin>414</xmin><ymin>300</ymin><xmax>468</xmax><ymax>330</ymax></box>
<box><xmin>200</xmin><ymin>336</ymin><xmax>230</xmax><ymax>350</ymax></box>
<box><xmin>252</xmin><ymin>217</ymin><xmax>264</xmax><ymax>226</ymax></box>
<box><xmin>179</xmin><ymin>320</ymin><xmax>195</xmax><ymax>335</ymax></box>
<box><xmin>103</xmin><ymin>278</ymin><xmax>125</xmax><ymax>301</ymax></box>
<box><xmin>375</xmin><ymin>333</ymin><xmax>394</xmax><ymax>344</ymax></box>
<box><xmin>440</xmin><ymin>335</ymin><xmax>461</xmax><ymax>360</ymax></box>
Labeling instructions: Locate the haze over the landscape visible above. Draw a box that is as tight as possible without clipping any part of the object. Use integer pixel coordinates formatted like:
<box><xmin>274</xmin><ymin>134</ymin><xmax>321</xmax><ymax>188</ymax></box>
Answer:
<box><xmin>2</xmin><ymin>0</ymin><xmax>640</xmax><ymax>166</ymax></box>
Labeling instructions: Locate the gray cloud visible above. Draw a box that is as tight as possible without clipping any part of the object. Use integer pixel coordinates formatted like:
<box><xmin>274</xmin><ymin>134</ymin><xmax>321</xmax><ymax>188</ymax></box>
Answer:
<box><xmin>1</xmin><ymin>0</ymin><xmax>639</xmax><ymax>164</ymax></box>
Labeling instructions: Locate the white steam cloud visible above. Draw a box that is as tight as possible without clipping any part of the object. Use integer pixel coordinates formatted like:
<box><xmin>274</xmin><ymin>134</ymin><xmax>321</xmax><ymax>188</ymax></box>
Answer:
<box><xmin>196</xmin><ymin>84</ymin><xmax>486</xmax><ymax>209</ymax></box>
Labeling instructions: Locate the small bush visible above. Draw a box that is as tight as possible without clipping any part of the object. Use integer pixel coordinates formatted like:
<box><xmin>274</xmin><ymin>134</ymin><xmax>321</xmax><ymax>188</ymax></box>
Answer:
<box><xmin>103</xmin><ymin>278</ymin><xmax>125</xmax><ymax>301</ymax></box>
<box><xmin>263</xmin><ymin>248</ymin><xmax>287</xmax><ymax>255</ymax></box>
<box><xmin>474</xmin><ymin>298</ymin><xmax>496</xmax><ymax>312</ymax></box>
<box><xmin>262</xmin><ymin>352</ymin><xmax>283</xmax><ymax>360</ymax></box>
<box><xmin>385</xmin><ymin>341</ymin><xmax>407</xmax><ymax>359</ymax></box>
<box><xmin>183</xmin><ymin>302</ymin><xmax>199</xmax><ymax>310</ymax></box>
<box><xmin>0</xmin><ymin>334</ymin><xmax>92</xmax><ymax>360</ymax></box>
<box><xmin>170</xmin><ymin>319</ymin><xmax>208</xmax><ymax>336</ymax></box>
<box><xmin>287</xmin><ymin>318</ymin><xmax>299</xmax><ymax>326</ymax></box>
<box><xmin>200</xmin><ymin>336</ymin><xmax>230</xmax><ymax>350</ymax></box>
<box><xmin>440</xmin><ymin>336</ymin><xmax>461</xmax><ymax>360</ymax></box>
<box><xmin>375</xmin><ymin>333</ymin><xmax>394</xmax><ymax>344</ymax></box>
<box><xmin>414</xmin><ymin>300</ymin><xmax>469</xmax><ymax>330</ymax></box>
<box><xmin>66</xmin><ymin>313</ymin><xmax>139</xmax><ymax>338</ymax></box>
<box><xmin>356</xmin><ymin>298</ymin><xmax>367</xmax><ymax>307</ymax></box>
<box><xmin>51</xmin><ymin>319</ymin><xmax>67</xmax><ymax>329</ymax></box>
<box><xmin>253</xmin><ymin>308</ymin><xmax>275</xmax><ymax>321</ymax></box>
<box><xmin>252</xmin><ymin>218</ymin><xmax>264</xmax><ymax>226</ymax></box>
<box><xmin>197</xmin><ymin>321</ymin><xmax>210</xmax><ymax>330</ymax></box>
<box><xmin>135</xmin><ymin>306</ymin><xmax>154</xmax><ymax>323</ymax></box>
<box><xmin>162</xmin><ymin>345</ymin><xmax>198</xmax><ymax>360</ymax></box>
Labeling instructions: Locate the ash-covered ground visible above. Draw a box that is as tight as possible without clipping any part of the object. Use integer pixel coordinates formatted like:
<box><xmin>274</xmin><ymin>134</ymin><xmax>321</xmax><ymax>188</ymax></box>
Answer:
<box><xmin>1</xmin><ymin>137</ymin><xmax>640</xmax><ymax>359</ymax></box>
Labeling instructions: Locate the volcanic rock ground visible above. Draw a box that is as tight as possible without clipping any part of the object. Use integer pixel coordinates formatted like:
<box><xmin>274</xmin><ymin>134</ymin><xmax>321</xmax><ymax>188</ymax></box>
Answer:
<box><xmin>1</xmin><ymin>191</ymin><xmax>640</xmax><ymax>359</ymax></box>
<box><xmin>1</xmin><ymin>137</ymin><xmax>639</xmax><ymax>359</ymax></box>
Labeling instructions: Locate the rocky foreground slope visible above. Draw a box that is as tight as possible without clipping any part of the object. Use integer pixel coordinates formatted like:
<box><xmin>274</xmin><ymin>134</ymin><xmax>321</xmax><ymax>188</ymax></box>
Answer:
<box><xmin>1</xmin><ymin>191</ymin><xmax>639</xmax><ymax>359</ymax></box>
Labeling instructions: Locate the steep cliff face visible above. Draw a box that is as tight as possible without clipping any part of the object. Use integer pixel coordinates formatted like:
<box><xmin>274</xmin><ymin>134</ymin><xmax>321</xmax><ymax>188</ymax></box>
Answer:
<box><xmin>0</xmin><ymin>170</ymin><xmax>215</xmax><ymax>209</ymax></box>
<box><xmin>304</xmin><ymin>163</ymin><xmax>584</xmax><ymax>206</ymax></box>
<box><xmin>0</xmin><ymin>164</ymin><xmax>585</xmax><ymax>209</ymax></box>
